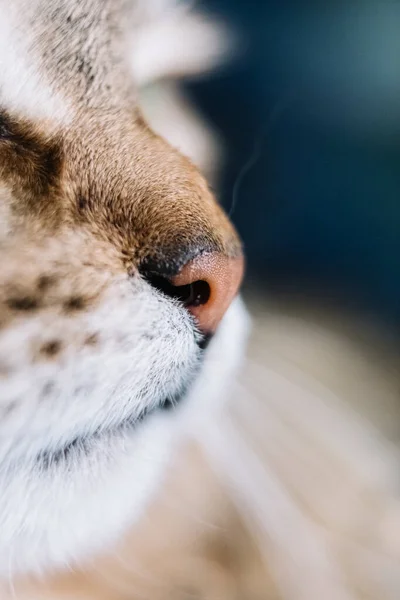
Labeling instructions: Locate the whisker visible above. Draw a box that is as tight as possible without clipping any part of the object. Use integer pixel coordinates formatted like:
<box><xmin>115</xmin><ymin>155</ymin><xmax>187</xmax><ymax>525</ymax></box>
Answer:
<box><xmin>229</xmin><ymin>94</ymin><xmax>294</xmax><ymax>217</ymax></box>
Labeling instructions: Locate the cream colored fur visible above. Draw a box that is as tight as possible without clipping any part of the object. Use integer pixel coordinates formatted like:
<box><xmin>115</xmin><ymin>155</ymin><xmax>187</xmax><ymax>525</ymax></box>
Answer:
<box><xmin>7</xmin><ymin>298</ymin><xmax>400</xmax><ymax>599</ymax></box>
<box><xmin>1</xmin><ymin>1</ymin><xmax>399</xmax><ymax>599</ymax></box>
<box><xmin>0</xmin><ymin>0</ymin><xmax>248</xmax><ymax>581</ymax></box>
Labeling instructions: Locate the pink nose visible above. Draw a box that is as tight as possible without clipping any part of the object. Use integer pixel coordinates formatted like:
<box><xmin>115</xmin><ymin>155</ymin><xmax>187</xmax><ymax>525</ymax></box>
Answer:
<box><xmin>171</xmin><ymin>252</ymin><xmax>244</xmax><ymax>333</ymax></box>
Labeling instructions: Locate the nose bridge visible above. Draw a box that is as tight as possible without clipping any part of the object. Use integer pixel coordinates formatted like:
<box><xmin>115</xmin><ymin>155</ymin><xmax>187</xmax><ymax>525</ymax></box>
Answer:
<box><xmin>68</xmin><ymin>115</ymin><xmax>242</xmax><ymax>267</ymax></box>
<box><xmin>66</xmin><ymin>116</ymin><xmax>243</xmax><ymax>289</ymax></box>
<box><xmin>133</xmin><ymin>173</ymin><xmax>242</xmax><ymax>276</ymax></box>
<box><xmin>126</xmin><ymin>121</ymin><xmax>242</xmax><ymax>268</ymax></box>
<box><xmin>65</xmin><ymin>116</ymin><xmax>244</xmax><ymax>332</ymax></box>
<box><xmin>133</xmin><ymin>153</ymin><xmax>244</xmax><ymax>334</ymax></box>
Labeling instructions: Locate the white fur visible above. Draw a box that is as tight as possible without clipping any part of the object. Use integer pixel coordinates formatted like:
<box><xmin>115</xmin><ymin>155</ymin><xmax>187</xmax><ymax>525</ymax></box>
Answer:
<box><xmin>0</xmin><ymin>0</ymin><xmax>249</xmax><ymax>582</ymax></box>
<box><xmin>2</xmin><ymin>2</ymin><xmax>399</xmax><ymax>597</ymax></box>
<box><xmin>0</xmin><ymin>4</ymin><xmax>71</xmax><ymax>123</ymax></box>
<box><xmin>0</xmin><ymin>259</ymin><xmax>248</xmax><ymax>575</ymax></box>
<box><xmin>131</xmin><ymin>8</ymin><xmax>233</xmax><ymax>85</ymax></box>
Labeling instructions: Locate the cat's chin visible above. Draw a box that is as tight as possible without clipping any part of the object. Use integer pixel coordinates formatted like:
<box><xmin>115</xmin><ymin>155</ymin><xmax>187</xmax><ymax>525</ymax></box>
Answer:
<box><xmin>0</xmin><ymin>297</ymin><xmax>249</xmax><ymax>579</ymax></box>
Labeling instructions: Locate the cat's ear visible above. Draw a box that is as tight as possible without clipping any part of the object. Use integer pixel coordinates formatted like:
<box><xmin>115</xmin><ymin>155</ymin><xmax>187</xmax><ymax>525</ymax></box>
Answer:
<box><xmin>0</xmin><ymin>110</ymin><xmax>62</xmax><ymax>207</ymax></box>
<box><xmin>130</xmin><ymin>8</ymin><xmax>235</xmax><ymax>86</ymax></box>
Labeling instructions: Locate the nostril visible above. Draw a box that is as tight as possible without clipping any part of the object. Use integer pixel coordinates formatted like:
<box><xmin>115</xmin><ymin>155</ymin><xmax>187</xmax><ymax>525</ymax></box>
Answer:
<box><xmin>144</xmin><ymin>274</ymin><xmax>211</xmax><ymax>308</ymax></box>
<box><xmin>183</xmin><ymin>280</ymin><xmax>210</xmax><ymax>307</ymax></box>
<box><xmin>142</xmin><ymin>251</ymin><xmax>244</xmax><ymax>333</ymax></box>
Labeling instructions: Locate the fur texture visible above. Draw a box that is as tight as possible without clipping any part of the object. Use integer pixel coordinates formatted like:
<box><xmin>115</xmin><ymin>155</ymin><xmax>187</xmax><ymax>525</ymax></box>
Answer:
<box><xmin>6</xmin><ymin>298</ymin><xmax>400</xmax><ymax>600</ymax></box>
<box><xmin>0</xmin><ymin>0</ymin><xmax>247</xmax><ymax>579</ymax></box>
<box><xmin>2</xmin><ymin>1</ymin><xmax>399</xmax><ymax>598</ymax></box>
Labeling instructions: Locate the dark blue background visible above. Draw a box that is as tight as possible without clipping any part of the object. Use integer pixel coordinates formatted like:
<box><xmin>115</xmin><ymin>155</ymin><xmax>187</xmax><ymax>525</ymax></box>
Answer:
<box><xmin>186</xmin><ymin>0</ymin><xmax>400</xmax><ymax>325</ymax></box>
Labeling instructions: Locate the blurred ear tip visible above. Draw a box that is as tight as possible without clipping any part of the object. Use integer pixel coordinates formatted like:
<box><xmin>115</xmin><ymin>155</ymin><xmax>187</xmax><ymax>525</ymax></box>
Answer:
<box><xmin>130</xmin><ymin>6</ymin><xmax>242</xmax><ymax>86</ymax></box>
<box><xmin>182</xmin><ymin>12</ymin><xmax>242</xmax><ymax>70</ymax></box>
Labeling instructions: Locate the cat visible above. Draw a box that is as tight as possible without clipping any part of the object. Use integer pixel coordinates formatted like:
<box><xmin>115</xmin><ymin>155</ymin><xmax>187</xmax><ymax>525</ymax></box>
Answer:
<box><xmin>0</xmin><ymin>0</ymin><xmax>248</xmax><ymax>580</ymax></box>
<box><xmin>1</xmin><ymin>2</ymin><xmax>400</xmax><ymax>599</ymax></box>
